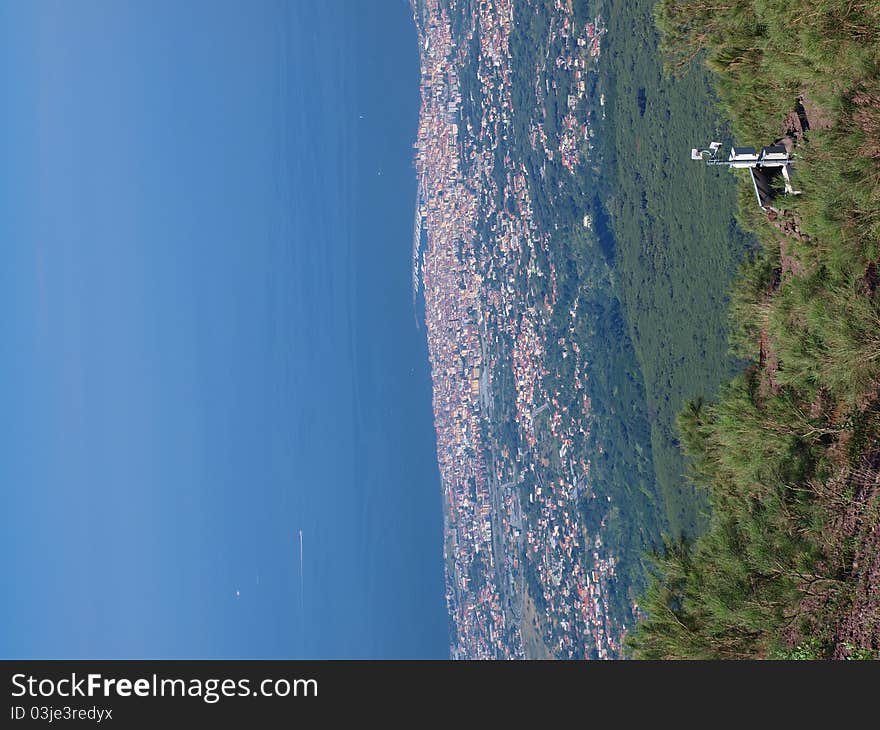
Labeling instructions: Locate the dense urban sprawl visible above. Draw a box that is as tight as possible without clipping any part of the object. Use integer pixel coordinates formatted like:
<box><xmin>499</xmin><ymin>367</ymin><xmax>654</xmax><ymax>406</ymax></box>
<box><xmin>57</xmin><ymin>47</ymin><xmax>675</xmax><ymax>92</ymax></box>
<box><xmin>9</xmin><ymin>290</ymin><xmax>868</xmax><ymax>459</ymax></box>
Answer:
<box><xmin>413</xmin><ymin>0</ymin><xmax>628</xmax><ymax>659</ymax></box>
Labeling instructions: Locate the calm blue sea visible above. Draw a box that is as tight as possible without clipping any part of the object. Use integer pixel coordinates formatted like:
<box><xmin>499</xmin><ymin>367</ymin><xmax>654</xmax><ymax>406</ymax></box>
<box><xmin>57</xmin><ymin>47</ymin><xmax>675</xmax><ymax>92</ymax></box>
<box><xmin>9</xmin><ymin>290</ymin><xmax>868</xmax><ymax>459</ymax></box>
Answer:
<box><xmin>0</xmin><ymin>0</ymin><xmax>448</xmax><ymax>658</ymax></box>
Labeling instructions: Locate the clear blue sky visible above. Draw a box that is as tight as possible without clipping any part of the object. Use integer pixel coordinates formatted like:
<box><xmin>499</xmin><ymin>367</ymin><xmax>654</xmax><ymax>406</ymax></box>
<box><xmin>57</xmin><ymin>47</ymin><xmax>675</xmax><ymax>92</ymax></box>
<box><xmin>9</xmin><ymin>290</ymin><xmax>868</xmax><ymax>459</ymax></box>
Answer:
<box><xmin>0</xmin><ymin>0</ymin><xmax>449</xmax><ymax>658</ymax></box>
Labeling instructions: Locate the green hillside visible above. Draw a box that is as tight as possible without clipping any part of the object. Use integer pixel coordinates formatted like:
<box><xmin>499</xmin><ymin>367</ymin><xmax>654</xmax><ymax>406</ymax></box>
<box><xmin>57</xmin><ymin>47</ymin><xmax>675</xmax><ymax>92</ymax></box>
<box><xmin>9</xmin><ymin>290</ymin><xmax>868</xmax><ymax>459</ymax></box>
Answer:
<box><xmin>628</xmin><ymin>0</ymin><xmax>880</xmax><ymax>659</ymax></box>
<box><xmin>595</xmin><ymin>0</ymin><xmax>754</xmax><ymax>537</ymax></box>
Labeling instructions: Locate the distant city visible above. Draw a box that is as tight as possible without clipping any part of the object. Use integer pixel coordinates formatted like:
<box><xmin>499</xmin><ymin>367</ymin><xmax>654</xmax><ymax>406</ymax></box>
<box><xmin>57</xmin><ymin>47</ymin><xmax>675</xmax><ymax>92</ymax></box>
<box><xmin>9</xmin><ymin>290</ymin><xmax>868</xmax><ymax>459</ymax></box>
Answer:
<box><xmin>412</xmin><ymin>0</ymin><xmax>626</xmax><ymax>659</ymax></box>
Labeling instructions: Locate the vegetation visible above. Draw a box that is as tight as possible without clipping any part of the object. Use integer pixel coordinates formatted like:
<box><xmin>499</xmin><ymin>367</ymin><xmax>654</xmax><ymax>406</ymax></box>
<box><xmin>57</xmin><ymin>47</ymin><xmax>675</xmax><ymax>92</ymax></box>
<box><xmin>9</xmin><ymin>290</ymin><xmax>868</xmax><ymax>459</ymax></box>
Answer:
<box><xmin>502</xmin><ymin>0</ymin><xmax>755</xmax><ymax>630</ymax></box>
<box><xmin>594</xmin><ymin>0</ymin><xmax>754</xmax><ymax>539</ymax></box>
<box><xmin>627</xmin><ymin>0</ymin><xmax>880</xmax><ymax>659</ymax></box>
<box><xmin>507</xmin><ymin>0</ymin><xmax>672</xmax><ymax>624</ymax></box>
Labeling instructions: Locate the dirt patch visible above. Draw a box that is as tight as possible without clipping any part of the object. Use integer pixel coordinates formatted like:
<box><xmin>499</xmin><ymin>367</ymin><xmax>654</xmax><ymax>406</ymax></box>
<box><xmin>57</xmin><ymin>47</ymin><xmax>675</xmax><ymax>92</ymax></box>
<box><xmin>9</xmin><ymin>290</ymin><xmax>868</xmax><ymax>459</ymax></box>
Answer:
<box><xmin>799</xmin><ymin>92</ymin><xmax>835</xmax><ymax>132</ymax></box>
<box><xmin>778</xmin><ymin>235</ymin><xmax>806</xmax><ymax>277</ymax></box>
<box><xmin>783</xmin><ymin>110</ymin><xmax>805</xmax><ymax>140</ymax></box>
<box><xmin>833</xmin><ymin>514</ymin><xmax>880</xmax><ymax>657</ymax></box>
<box><xmin>766</xmin><ymin>209</ymin><xmax>809</xmax><ymax>244</ymax></box>
<box><xmin>850</xmin><ymin>89</ymin><xmax>880</xmax><ymax>158</ymax></box>
<box><xmin>827</xmin><ymin>450</ymin><xmax>880</xmax><ymax>658</ymax></box>
<box><xmin>520</xmin><ymin>587</ymin><xmax>554</xmax><ymax>659</ymax></box>
<box><xmin>757</xmin><ymin>330</ymin><xmax>781</xmax><ymax>397</ymax></box>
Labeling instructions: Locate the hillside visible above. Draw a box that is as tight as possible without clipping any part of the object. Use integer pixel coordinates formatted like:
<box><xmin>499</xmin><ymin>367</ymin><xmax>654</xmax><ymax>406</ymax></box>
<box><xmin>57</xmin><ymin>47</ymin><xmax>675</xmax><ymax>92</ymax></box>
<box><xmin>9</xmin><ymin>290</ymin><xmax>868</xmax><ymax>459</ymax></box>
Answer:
<box><xmin>594</xmin><ymin>0</ymin><xmax>754</xmax><ymax>538</ymax></box>
<box><xmin>627</xmin><ymin>0</ymin><xmax>880</xmax><ymax>659</ymax></box>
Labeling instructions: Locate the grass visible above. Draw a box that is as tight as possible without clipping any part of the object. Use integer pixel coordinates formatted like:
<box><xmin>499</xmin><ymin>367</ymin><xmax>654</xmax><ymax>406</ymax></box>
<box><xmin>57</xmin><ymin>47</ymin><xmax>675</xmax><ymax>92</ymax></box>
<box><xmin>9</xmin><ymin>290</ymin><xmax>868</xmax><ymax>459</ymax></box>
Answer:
<box><xmin>627</xmin><ymin>0</ymin><xmax>880</xmax><ymax>659</ymax></box>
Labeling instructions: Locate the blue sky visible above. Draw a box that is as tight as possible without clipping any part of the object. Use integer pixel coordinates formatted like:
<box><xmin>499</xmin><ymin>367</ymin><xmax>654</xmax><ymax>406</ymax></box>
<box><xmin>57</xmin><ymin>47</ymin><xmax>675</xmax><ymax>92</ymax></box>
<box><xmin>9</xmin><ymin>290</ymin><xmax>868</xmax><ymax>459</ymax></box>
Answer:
<box><xmin>0</xmin><ymin>0</ymin><xmax>448</xmax><ymax>659</ymax></box>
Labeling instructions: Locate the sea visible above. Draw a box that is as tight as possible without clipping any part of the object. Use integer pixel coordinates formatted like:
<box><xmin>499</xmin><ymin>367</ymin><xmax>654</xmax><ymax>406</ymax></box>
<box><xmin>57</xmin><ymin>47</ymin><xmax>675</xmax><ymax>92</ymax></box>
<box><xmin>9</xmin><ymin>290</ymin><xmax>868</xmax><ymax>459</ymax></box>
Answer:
<box><xmin>0</xmin><ymin>0</ymin><xmax>448</xmax><ymax>658</ymax></box>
